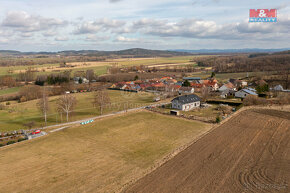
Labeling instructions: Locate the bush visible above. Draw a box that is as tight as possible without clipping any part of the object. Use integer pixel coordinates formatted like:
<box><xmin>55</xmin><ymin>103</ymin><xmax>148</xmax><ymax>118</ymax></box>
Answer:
<box><xmin>216</xmin><ymin>116</ymin><xmax>221</xmax><ymax>123</ymax></box>
<box><xmin>0</xmin><ymin>104</ymin><xmax>5</xmax><ymax>110</ymax></box>
<box><xmin>243</xmin><ymin>95</ymin><xmax>268</xmax><ymax>106</ymax></box>
<box><xmin>6</xmin><ymin>101</ymin><xmax>10</xmax><ymax>105</ymax></box>
<box><xmin>277</xmin><ymin>93</ymin><xmax>290</xmax><ymax>105</ymax></box>
<box><xmin>18</xmin><ymin>138</ymin><xmax>27</xmax><ymax>142</ymax></box>
<box><xmin>0</xmin><ymin>144</ymin><xmax>5</xmax><ymax>147</ymax></box>
<box><xmin>6</xmin><ymin>141</ymin><xmax>16</xmax><ymax>145</ymax></box>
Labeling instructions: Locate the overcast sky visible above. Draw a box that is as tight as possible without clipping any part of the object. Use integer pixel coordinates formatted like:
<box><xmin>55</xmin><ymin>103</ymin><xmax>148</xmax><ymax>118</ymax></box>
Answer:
<box><xmin>0</xmin><ymin>0</ymin><xmax>289</xmax><ymax>51</ymax></box>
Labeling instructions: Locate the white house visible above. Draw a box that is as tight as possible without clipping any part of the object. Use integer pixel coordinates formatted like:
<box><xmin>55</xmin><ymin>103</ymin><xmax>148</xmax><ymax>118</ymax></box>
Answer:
<box><xmin>273</xmin><ymin>85</ymin><xmax>283</xmax><ymax>91</ymax></box>
<box><xmin>171</xmin><ymin>94</ymin><xmax>200</xmax><ymax>111</ymax></box>
<box><xmin>179</xmin><ymin>87</ymin><xmax>194</xmax><ymax>94</ymax></box>
<box><xmin>235</xmin><ymin>88</ymin><xmax>258</xmax><ymax>99</ymax></box>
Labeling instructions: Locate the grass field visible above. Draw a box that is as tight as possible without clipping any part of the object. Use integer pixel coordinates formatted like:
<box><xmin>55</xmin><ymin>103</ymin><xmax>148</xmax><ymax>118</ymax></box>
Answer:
<box><xmin>190</xmin><ymin>71</ymin><xmax>277</xmax><ymax>82</ymax></box>
<box><xmin>0</xmin><ymin>111</ymin><xmax>211</xmax><ymax>193</ymax></box>
<box><xmin>0</xmin><ymin>90</ymin><xmax>155</xmax><ymax>132</ymax></box>
<box><xmin>0</xmin><ymin>87</ymin><xmax>20</xmax><ymax>96</ymax></box>
<box><xmin>0</xmin><ymin>56</ymin><xmax>196</xmax><ymax>77</ymax></box>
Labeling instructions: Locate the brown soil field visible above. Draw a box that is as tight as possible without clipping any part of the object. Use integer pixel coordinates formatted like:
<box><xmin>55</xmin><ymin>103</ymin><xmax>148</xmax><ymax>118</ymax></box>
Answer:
<box><xmin>0</xmin><ymin>111</ymin><xmax>210</xmax><ymax>193</ymax></box>
<box><xmin>124</xmin><ymin>109</ymin><xmax>290</xmax><ymax>193</ymax></box>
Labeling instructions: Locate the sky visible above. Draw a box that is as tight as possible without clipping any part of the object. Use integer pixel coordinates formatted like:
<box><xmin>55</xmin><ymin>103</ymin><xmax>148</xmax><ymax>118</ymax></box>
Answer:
<box><xmin>0</xmin><ymin>0</ymin><xmax>289</xmax><ymax>51</ymax></box>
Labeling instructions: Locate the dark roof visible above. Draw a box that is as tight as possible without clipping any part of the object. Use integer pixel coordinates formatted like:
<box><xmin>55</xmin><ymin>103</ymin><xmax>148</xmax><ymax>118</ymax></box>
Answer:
<box><xmin>172</xmin><ymin>94</ymin><xmax>200</xmax><ymax>104</ymax></box>
<box><xmin>183</xmin><ymin>77</ymin><xmax>201</xmax><ymax>80</ymax></box>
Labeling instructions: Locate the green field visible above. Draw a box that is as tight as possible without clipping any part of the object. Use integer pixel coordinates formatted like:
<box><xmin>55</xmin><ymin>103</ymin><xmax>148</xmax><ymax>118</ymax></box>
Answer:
<box><xmin>0</xmin><ymin>90</ymin><xmax>155</xmax><ymax>132</ymax></box>
<box><xmin>0</xmin><ymin>111</ymin><xmax>211</xmax><ymax>193</ymax></box>
<box><xmin>0</xmin><ymin>87</ymin><xmax>20</xmax><ymax>96</ymax></box>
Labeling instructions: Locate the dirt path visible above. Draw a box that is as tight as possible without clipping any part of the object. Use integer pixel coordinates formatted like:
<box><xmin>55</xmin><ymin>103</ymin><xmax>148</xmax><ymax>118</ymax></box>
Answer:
<box><xmin>124</xmin><ymin>109</ymin><xmax>290</xmax><ymax>193</ymax></box>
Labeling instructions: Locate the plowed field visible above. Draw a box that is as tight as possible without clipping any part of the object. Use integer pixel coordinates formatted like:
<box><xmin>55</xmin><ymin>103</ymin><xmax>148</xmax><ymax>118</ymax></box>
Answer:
<box><xmin>125</xmin><ymin>109</ymin><xmax>290</xmax><ymax>193</ymax></box>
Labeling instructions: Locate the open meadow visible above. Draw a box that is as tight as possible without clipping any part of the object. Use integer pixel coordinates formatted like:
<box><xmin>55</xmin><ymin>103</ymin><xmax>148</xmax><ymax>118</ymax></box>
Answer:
<box><xmin>0</xmin><ymin>111</ymin><xmax>211</xmax><ymax>193</ymax></box>
<box><xmin>0</xmin><ymin>56</ymin><xmax>196</xmax><ymax>77</ymax></box>
<box><xmin>0</xmin><ymin>90</ymin><xmax>155</xmax><ymax>132</ymax></box>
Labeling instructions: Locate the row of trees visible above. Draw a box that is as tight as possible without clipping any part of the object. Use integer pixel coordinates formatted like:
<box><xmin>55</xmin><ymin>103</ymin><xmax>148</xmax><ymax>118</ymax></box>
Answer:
<box><xmin>37</xmin><ymin>88</ymin><xmax>111</xmax><ymax>125</ymax></box>
<box><xmin>193</xmin><ymin>54</ymin><xmax>290</xmax><ymax>73</ymax></box>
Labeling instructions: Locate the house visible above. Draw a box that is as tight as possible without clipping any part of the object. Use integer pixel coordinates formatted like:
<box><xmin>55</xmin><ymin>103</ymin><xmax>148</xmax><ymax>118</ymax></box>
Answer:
<box><xmin>218</xmin><ymin>82</ymin><xmax>236</xmax><ymax>92</ymax></box>
<box><xmin>202</xmin><ymin>79</ymin><xmax>219</xmax><ymax>91</ymax></box>
<box><xmin>166</xmin><ymin>84</ymin><xmax>181</xmax><ymax>93</ymax></box>
<box><xmin>171</xmin><ymin>94</ymin><xmax>201</xmax><ymax>111</ymax></box>
<box><xmin>220</xmin><ymin>89</ymin><xmax>236</xmax><ymax>98</ymax></box>
<box><xmin>179</xmin><ymin>87</ymin><xmax>194</xmax><ymax>94</ymax></box>
<box><xmin>235</xmin><ymin>88</ymin><xmax>258</xmax><ymax>99</ymax></box>
<box><xmin>229</xmin><ymin>79</ymin><xmax>247</xmax><ymax>88</ymax></box>
<box><xmin>273</xmin><ymin>85</ymin><xmax>283</xmax><ymax>91</ymax></box>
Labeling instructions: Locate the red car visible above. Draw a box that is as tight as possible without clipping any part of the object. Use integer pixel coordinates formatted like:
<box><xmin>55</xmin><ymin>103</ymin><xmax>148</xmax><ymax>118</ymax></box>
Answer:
<box><xmin>32</xmin><ymin>130</ymin><xmax>41</xmax><ymax>135</ymax></box>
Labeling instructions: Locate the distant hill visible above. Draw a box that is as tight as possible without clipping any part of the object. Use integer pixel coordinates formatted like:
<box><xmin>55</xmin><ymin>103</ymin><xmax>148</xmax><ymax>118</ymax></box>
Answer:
<box><xmin>249</xmin><ymin>50</ymin><xmax>290</xmax><ymax>58</ymax></box>
<box><xmin>0</xmin><ymin>48</ymin><xmax>190</xmax><ymax>57</ymax></box>
<box><xmin>1</xmin><ymin>48</ymin><xmax>289</xmax><ymax>57</ymax></box>
<box><xmin>0</xmin><ymin>50</ymin><xmax>22</xmax><ymax>55</ymax></box>
<box><xmin>170</xmin><ymin>48</ymin><xmax>290</xmax><ymax>54</ymax></box>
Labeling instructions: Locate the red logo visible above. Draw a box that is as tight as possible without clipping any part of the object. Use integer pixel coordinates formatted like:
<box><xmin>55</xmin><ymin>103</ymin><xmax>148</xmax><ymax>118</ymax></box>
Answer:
<box><xmin>249</xmin><ymin>9</ymin><xmax>277</xmax><ymax>18</ymax></box>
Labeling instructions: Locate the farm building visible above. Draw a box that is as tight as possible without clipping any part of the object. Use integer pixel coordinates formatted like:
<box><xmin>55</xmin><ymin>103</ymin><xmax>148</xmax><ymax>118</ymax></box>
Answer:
<box><xmin>235</xmin><ymin>88</ymin><xmax>258</xmax><ymax>98</ymax></box>
<box><xmin>171</xmin><ymin>94</ymin><xmax>200</xmax><ymax>111</ymax></box>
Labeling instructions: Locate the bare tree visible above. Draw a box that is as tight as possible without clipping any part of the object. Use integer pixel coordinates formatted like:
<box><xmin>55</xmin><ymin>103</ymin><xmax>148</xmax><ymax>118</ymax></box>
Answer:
<box><xmin>56</xmin><ymin>94</ymin><xmax>77</xmax><ymax>122</ymax></box>
<box><xmin>37</xmin><ymin>87</ymin><xmax>49</xmax><ymax>126</ymax></box>
<box><xmin>86</xmin><ymin>69</ymin><xmax>95</xmax><ymax>83</ymax></box>
<box><xmin>201</xmin><ymin>86</ymin><xmax>211</xmax><ymax>102</ymax></box>
<box><xmin>23</xmin><ymin>121</ymin><xmax>35</xmax><ymax>130</ymax></box>
<box><xmin>92</xmin><ymin>89</ymin><xmax>111</xmax><ymax>115</ymax></box>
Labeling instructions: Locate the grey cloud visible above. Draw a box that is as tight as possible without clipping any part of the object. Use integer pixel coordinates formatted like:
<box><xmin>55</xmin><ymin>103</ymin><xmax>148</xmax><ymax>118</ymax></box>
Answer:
<box><xmin>85</xmin><ymin>34</ymin><xmax>110</xmax><ymax>41</ymax></box>
<box><xmin>55</xmin><ymin>36</ymin><xmax>69</xmax><ymax>41</ymax></box>
<box><xmin>109</xmin><ymin>0</ymin><xmax>123</xmax><ymax>3</ymax></box>
<box><xmin>74</xmin><ymin>18</ymin><xmax>126</xmax><ymax>34</ymax></box>
<box><xmin>131</xmin><ymin>17</ymin><xmax>290</xmax><ymax>40</ymax></box>
<box><xmin>2</xmin><ymin>11</ymin><xmax>67</xmax><ymax>32</ymax></box>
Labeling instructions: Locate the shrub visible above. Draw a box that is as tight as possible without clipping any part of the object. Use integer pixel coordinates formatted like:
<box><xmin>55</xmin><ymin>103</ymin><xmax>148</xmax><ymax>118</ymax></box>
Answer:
<box><xmin>18</xmin><ymin>138</ymin><xmax>27</xmax><ymax>142</ymax></box>
<box><xmin>216</xmin><ymin>116</ymin><xmax>221</xmax><ymax>123</ymax></box>
<box><xmin>243</xmin><ymin>95</ymin><xmax>268</xmax><ymax>106</ymax></box>
<box><xmin>277</xmin><ymin>93</ymin><xmax>290</xmax><ymax>105</ymax></box>
<box><xmin>6</xmin><ymin>141</ymin><xmax>16</xmax><ymax>145</ymax></box>
<box><xmin>0</xmin><ymin>144</ymin><xmax>5</xmax><ymax>147</ymax></box>
<box><xmin>6</xmin><ymin>102</ymin><xmax>10</xmax><ymax>105</ymax></box>
<box><xmin>0</xmin><ymin>104</ymin><xmax>5</xmax><ymax>110</ymax></box>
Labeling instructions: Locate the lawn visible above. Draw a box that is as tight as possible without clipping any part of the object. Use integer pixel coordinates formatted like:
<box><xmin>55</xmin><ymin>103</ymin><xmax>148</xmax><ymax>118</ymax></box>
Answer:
<box><xmin>0</xmin><ymin>111</ymin><xmax>211</xmax><ymax>193</ymax></box>
<box><xmin>157</xmin><ymin>104</ymin><xmax>221</xmax><ymax>118</ymax></box>
<box><xmin>0</xmin><ymin>90</ymin><xmax>155</xmax><ymax>132</ymax></box>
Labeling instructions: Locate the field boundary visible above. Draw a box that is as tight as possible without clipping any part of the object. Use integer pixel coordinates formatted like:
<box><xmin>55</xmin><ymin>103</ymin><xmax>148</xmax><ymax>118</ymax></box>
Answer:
<box><xmin>119</xmin><ymin>104</ymin><xmax>290</xmax><ymax>192</ymax></box>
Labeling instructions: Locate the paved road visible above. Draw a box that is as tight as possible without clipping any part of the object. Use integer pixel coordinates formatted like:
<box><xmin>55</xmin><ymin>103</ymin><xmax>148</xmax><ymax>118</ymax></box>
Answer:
<box><xmin>42</xmin><ymin>102</ymin><xmax>170</xmax><ymax>131</ymax></box>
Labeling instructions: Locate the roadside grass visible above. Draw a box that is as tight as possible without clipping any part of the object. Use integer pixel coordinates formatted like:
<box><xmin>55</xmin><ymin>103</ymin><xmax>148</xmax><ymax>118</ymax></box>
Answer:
<box><xmin>0</xmin><ymin>111</ymin><xmax>211</xmax><ymax>193</ymax></box>
<box><xmin>0</xmin><ymin>90</ymin><xmax>155</xmax><ymax>132</ymax></box>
